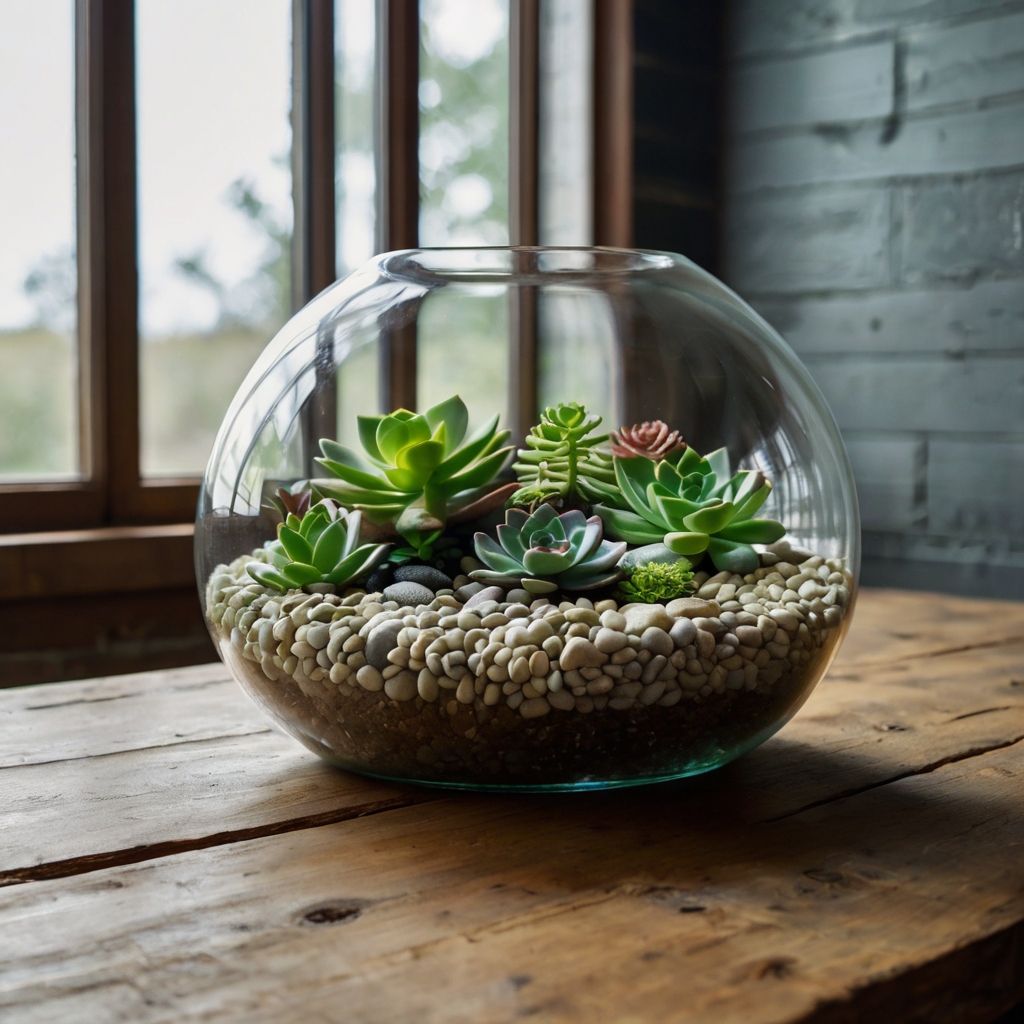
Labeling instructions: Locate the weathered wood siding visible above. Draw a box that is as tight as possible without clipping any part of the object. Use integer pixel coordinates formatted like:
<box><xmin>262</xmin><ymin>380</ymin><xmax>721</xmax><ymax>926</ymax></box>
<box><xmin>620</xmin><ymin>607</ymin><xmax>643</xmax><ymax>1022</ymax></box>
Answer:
<box><xmin>724</xmin><ymin>0</ymin><xmax>1024</xmax><ymax>598</ymax></box>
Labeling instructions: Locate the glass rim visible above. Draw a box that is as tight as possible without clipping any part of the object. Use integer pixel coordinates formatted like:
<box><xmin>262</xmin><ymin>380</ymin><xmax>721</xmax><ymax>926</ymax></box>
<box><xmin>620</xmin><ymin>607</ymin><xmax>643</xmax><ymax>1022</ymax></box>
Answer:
<box><xmin>378</xmin><ymin>246</ymin><xmax>681</xmax><ymax>285</ymax></box>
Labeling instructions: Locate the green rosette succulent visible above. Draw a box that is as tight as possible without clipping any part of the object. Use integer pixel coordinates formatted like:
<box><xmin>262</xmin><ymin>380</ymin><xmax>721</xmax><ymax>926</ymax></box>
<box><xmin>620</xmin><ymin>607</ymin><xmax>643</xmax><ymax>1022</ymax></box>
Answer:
<box><xmin>247</xmin><ymin>500</ymin><xmax>389</xmax><ymax>593</ymax></box>
<box><xmin>469</xmin><ymin>503</ymin><xmax>627</xmax><ymax>595</ymax></box>
<box><xmin>311</xmin><ymin>395</ymin><xmax>514</xmax><ymax>553</ymax></box>
<box><xmin>594</xmin><ymin>446</ymin><xmax>785</xmax><ymax>574</ymax></box>
<box><xmin>510</xmin><ymin>402</ymin><xmax>621</xmax><ymax>507</ymax></box>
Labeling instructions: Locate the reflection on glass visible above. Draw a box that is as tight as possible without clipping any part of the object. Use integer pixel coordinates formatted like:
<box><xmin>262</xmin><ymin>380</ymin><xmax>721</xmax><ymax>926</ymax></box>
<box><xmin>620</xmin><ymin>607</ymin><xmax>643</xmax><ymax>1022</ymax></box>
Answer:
<box><xmin>137</xmin><ymin>0</ymin><xmax>293</xmax><ymax>477</ymax></box>
<box><xmin>418</xmin><ymin>286</ymin><xmax>509</xmax><ymax>430</ymax></box>
<box><xmin>419</xmin><ymin>0</ymin><xmax>509</xmax><ymax>246</ymax></box>
<box><xmin>0</xmin><ymin>1</ymin><xmax>77</xmax><ymax>480</ymax></box>
<box><xmin>335</xmin><ymin>0</ymin><xmax>376</xmax><ymax>276</ymax></box>
<box><xmin>539</xmin><ymin>0</ymin><xmax>593</xmax><ymax>246</ymax></box>
<box><xmin>538</xmin><ymin>288</ymin><xmax>618</xmax><ymax>429</ymax></box>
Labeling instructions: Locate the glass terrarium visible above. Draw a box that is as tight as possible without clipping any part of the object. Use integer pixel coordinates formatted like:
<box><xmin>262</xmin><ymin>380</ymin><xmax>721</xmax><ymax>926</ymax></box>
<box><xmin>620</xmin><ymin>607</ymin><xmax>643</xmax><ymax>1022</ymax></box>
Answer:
<box><xmin>196</xmin><ymin>247</ymin><xmax>859</xmax><ymax>790</ymax></box>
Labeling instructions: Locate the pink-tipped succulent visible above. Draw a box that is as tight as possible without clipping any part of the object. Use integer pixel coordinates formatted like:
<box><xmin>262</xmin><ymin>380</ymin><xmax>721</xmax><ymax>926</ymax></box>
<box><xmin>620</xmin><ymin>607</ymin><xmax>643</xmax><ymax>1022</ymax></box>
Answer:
<box><xmin>610</xmin><ymin>420</ymin><xmax>686</xmax><ymax>461</ymax></box>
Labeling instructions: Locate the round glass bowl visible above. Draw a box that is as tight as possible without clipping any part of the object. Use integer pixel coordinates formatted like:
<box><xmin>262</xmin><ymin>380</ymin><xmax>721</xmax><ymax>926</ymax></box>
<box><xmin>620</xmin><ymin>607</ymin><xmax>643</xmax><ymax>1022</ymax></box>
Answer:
<box><xmin>197</xmin><ymin>247</ymin><xmax>859</xmax><ymax>791</ymax></box>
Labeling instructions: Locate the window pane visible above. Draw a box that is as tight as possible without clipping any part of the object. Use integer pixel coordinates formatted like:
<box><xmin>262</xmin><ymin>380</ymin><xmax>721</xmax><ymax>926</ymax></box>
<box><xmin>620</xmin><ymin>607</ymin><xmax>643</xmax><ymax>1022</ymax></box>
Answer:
<box><xmin>539</xmin><ymin>0</ymin><xmax>593</xmax><ymax>246</ymax></box>
<box><xmin>418</xmin><ymin>286</ymin><xmax>509</xmax><ymax>430</ymax></box>
<box><xmin>137</xmin><ymin>0</ymin><xmax>293</xmax><ymax>478</ymax></box>
<box><xmin>419</xmin><ymin>0</ymin><xmax>509</xmax><ymax>246</ymax></box>
<box><xmin>335</xmin><ymin>0</ymin><xmax>376</xmax><ymax>277</ymax></box>
<box><xmin>0</xmin><ymin>2</ymin><xmax>77</xmax><ymax>480</ymax></box>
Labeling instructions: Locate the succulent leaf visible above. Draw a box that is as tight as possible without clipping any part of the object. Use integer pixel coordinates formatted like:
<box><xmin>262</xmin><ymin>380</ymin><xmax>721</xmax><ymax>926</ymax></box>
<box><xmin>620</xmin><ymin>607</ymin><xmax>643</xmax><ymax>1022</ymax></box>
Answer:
<box><xmin>471</xmin><ymin>506</ymin><xmax>625</xmax><ymax>593</ymax></box>
<box><xmin>423</xmin><ymin>394</ymin><xmax>468</xmax><ymax>453</ymax></box>
<box><xmin>249</xmin><ymin>501</ymin><xmax>390</xmax><ymax>593</ymax></box>
<box><xmin>706</xmin><ymin>538</ymin><xmax>760</xmax><ymax>574</ymax></box>
<box><xmin>312</xmin><ymin>395</ymin><xmax>513</xmax><ymax>545</ymax></box>
<box><xmin>593</xmin><ymin>504</ymin><xmax>665</xmax><ymax>545</ymax></box>
<box><xmin>603</xmin><ymin>436</ymin><xmax>789</xmax><ymax>572</ymax></box>
<box><xmin>715</xmin><ymin>518</ymin><xmax>786</xmax><ymax>544</ymax></box>
<box><xmin>510</xmin><ymin>402</ymin><xmax>621</xmax><ymax>506</ymax></box>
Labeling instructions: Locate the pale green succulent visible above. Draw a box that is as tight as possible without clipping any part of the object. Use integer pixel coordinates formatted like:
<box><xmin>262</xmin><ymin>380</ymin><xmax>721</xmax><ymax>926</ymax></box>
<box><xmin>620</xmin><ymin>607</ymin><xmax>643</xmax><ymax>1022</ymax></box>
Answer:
<box><xmin>470</xmin><ymin>504</ymin><xmax>626</xmax><ymax>594</ymax></box>
<box><xmin>312</xmin><ymin>394</ymin><xmax>514</xmax><ymax>554</ymax></box>
<box><xmin>595</xmin><ymin>446</ymin><xmax>785</xmax><ymax>574</ymax></box>
<box><xmin>247</xmin><ymin>500</ymin><xmax>389</xmax><ymax>592</ymax></box>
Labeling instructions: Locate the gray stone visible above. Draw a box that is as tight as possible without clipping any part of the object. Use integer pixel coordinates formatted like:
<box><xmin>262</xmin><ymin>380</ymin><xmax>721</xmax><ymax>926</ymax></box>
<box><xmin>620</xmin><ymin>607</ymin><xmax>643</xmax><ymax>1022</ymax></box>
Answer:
<box><xmin>364</xmin><ymin>619</ymin><xmax>404</xmax><ymax>670</ymax></box>
<box><xmin>454</xmin><ymin>582</ymin><xmax>486</xmax><ymax>602</ymax></box>
<box><xmin>669</xmin><ymin>617</ymin><xmax>697</xmax><ymax>648</ymax></box>
<box><xmin>394</xmin><ymin>565</ymin><xmax>452</xmax><ymax>591</ymax></box>
<box><xmin>594</xmin><ymin>627</ymin><xmax>629</xmax><ymax>654</ymax></box>
<box><xmin>640</xmin><ymin>627</ymin><xmax>673</xmax><ymax>657</ymax></box>
<box><xmin>382</xmin><ymin>581</ymin><xmax>435</xmax><ymax>607</ymax></box>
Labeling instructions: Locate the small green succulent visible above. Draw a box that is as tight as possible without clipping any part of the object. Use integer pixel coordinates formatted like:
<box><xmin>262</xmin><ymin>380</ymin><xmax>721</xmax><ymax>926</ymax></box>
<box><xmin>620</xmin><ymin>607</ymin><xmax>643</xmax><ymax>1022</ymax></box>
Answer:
<box><xmin>594</xmin><ymin>446</ymin><xmax>785</xmax><ymax>574</ymax></box>
<box><xmin>312</xmin><ymin>394</ymin><xmax>514</xmax><ymax>554</ymax></box>
<box><xmin>247</xmin><ymin>500</ymin><xmax>390</xmax><ymax>593</ymax></box>
<box><xmin>469</xmin><ymin>504</ymin><xmax>626</xmax><ymax>594</ymax></box>
<box><xmin>618</xmin><ymin>559</ymin><xmax>695</xmax><ymax>604</ymax></box>
<box><xmin>510</xmin><ymin>403</ymin><xmax>621</xmax><ymax>507</ymax></box>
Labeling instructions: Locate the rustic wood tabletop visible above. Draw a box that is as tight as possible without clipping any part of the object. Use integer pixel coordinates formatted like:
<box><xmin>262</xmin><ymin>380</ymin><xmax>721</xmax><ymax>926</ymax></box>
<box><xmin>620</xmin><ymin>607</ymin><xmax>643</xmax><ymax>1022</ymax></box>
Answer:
<box><xmin>1</xmin><ymin>587</ymin><xmax>1023</xmax><ymax>1023</ymax></box>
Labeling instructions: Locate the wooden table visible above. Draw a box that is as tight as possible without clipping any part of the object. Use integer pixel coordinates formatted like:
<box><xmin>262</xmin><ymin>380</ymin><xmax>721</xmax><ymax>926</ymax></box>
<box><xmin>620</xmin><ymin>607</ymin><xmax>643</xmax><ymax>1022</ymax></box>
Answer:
<box><xmin>2</xmin><ymin>588</ymin><xmax>1023</xmax><ymax>1023</ymax></box>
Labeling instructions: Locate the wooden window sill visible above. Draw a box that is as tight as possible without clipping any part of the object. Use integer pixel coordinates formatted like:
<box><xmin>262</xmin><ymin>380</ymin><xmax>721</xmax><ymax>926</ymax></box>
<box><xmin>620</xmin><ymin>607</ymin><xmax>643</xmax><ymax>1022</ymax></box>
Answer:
<box><xmin>0</xmin><ymin>524</ymin><xmax>196</xmax><ymax>601</ymax></box>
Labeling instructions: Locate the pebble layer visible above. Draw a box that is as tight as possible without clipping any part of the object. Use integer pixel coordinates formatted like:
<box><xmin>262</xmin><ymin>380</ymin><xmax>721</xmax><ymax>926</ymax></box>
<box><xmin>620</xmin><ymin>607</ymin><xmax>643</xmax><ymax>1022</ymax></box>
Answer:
<box><xmin>207</xmin><ymin>547</ymin><xmax>851</xmax><ymax>718</ymax></box>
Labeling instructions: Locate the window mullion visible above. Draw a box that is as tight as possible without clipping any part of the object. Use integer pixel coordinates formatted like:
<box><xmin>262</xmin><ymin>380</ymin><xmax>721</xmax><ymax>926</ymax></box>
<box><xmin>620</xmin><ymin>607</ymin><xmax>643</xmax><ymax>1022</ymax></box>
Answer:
<box><xmin>593</xmin><ymin>0</ymin><xmax>633</xmax><ymax>248</ymax></box>
<box><xmin>294</xmin><ymin>0</ymin><xmax>338</xmax><ymax>448</ymax></box>
<box><xmin>79</xmin><ymin>0</ymin><xmax>141</xmax><ymax>524</ymax></box>
<box><xmin>376</xmin><ymin>0</ymin><xmax>419</xmax><ymax>413</ymax></box>
<box><xmin>509</xmin><ymin>0</ymin><xmax>540</xmax><ymax>445</ymax></box>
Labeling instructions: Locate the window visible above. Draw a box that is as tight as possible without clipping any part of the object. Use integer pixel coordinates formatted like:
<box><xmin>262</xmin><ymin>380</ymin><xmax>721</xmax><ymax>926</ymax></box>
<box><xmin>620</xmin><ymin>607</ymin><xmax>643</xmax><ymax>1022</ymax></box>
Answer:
<box><xmin>0</xmin><ymin>0</ymin><xmax>634</xmax><ymax>685</ymax></box>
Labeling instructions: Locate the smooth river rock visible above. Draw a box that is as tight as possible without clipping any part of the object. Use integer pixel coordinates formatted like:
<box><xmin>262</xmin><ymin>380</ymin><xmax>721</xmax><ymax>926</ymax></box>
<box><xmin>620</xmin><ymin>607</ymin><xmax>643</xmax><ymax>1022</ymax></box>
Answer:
<box><xmin>666</xmin><ymin>597</ymin><xmax>722</xmax><ymax>619</ymax></box>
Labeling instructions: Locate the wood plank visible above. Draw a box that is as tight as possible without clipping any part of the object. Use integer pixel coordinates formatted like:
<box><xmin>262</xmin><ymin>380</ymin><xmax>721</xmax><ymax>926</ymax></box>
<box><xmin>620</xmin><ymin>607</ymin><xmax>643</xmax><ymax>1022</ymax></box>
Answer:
<box><xmin>837</xmin><ymin>586</ymin><xmax>1024</xmax><ymax>667</ymax></box>
<box><xmin>0</xmin><ymin>732</ymin><xmax>423</xmax><ymax>883</ymax></box>
<box><xmin>0</xmin><ymin>663</ymin><xmax>258</xmax><ymax>768</ymax></box>
<box><xmin>730</xmin><ymin>40</ymin><xmax>893</xmax><ymax>133</ymax></box>
<box><xmin>0</xmin><ymin>524</ymin><xmax>194</xmax><ymax>600</ymax></box>
<box><xmin>0</xmin><ymin>737</ymin><xmax>1021</xmax><ymax>1023</ymax></box>
<box><xmin>730</xmin><ymin>98</ymin><xmax>1024</xmax><ymax>193</ymax></box>
<box><xmin>1</xmin><ymin>601</ymin><xmax>1021</xmax><ymax>897</ymax></box>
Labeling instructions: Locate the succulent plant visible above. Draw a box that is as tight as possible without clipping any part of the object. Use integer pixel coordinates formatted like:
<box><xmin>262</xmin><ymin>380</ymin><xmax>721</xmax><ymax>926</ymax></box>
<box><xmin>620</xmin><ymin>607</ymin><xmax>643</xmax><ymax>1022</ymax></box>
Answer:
<box><xmin>610</xmin><ymin>420</ymin><xmax>686</xmax><ymax>461</ymax></box>
<box><xmin>594</xmin><ymin>445</ymin><xmax>786</xmax><ymax>574</ymax></box>
<box><xmin>618</xmin><ymin>558</ymin><xmax>695</xmax><ymax>604</ymax></box>
<box><xmin>510</xmin><ymin>403</ymin><xmax>621</xmax><ymax>507</ymax></box>
<box><xmin>312</xmin><ymin>395</ymin><xmax>514</xmax><ymax>554</ymax></box>
<box><xmin>246</xmin><ymin>500</ymin><xmax>390</xmax><ymax>593</ymax></box>
<box><xmin>469</xmin><ymin>503</ymin><xmax>627</xmax><ymax>594</ymax></box>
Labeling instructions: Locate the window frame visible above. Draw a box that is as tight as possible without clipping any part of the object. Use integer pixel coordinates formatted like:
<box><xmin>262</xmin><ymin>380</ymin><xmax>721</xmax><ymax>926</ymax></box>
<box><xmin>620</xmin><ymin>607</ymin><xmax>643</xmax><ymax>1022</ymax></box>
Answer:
<box><xmin>0</xmin><ymin>0</ymin><xmax>634</xmax><ymax>566</ymax></box>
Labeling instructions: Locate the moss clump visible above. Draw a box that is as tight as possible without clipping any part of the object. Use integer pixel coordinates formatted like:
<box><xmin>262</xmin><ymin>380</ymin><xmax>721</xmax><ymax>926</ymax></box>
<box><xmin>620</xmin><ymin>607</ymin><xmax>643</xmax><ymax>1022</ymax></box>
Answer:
<box><xmin>618</xmin><ymin>559</ymin><xmax>694</xmax><ymax>604</ymax></box>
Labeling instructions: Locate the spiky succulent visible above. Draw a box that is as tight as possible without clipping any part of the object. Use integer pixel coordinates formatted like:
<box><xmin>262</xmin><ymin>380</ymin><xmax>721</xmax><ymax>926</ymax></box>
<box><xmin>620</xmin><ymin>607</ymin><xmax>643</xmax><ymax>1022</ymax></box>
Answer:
<box><xmin>247</xmin><ymin>500</ymin><xmax>390</xmax><ymax>593</ymax></box>
<box><xmin>470</xmin><ymin>504</ymin><xmax>627</xmax><ymax>594</ymax></box>
<box><xmin>594</xmin><ymin>446</ymin><xmax>785</xmax><ymax>574</ymax></box>
<box><xmin>312</xmin><ymin>395</ymin><xmax>514</xmax><ymax>554</ymax></box>
<box><xmin>510</xmin><ymin>403</ymin><xmax>621</xmax><ymax>506</ymax></box>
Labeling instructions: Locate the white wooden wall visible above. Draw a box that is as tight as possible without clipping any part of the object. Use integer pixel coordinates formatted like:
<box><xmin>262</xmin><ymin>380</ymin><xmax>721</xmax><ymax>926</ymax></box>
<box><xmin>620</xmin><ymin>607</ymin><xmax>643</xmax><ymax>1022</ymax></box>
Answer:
<box><xmin>723</xmin><ymin>0</ymin><xmax>1024</xmax><ymax>598</ymax></box>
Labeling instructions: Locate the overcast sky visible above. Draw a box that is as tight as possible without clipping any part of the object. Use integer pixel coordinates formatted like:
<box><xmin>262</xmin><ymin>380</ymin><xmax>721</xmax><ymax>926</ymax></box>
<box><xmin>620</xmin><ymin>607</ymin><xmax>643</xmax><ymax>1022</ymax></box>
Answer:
<box><xmin>0</xmin><ymin>0</ymin><xmax>292</xmax><ymax>336</ymax></box>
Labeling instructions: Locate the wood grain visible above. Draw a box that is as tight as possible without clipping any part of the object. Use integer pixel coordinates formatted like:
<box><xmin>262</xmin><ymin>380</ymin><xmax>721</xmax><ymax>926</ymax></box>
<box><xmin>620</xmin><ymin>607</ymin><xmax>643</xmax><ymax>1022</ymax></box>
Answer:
<box><xmin>0</xmin><ymin>742</ymin><xmax>1021</xmax><ymax>1023</ymax></box>
<box><xmin>1</xmin><ymin>589</ymin><xmax>1023</xmax><ymax>1022</ymax></box>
